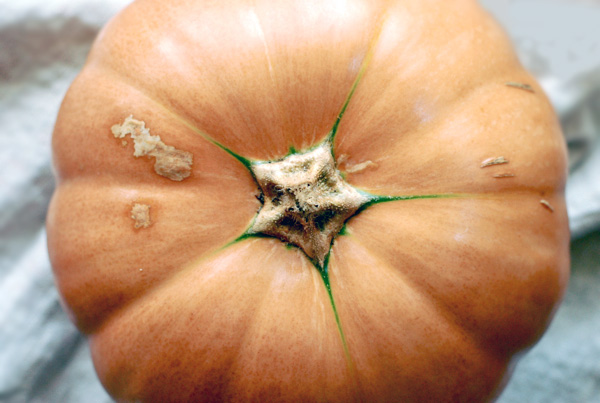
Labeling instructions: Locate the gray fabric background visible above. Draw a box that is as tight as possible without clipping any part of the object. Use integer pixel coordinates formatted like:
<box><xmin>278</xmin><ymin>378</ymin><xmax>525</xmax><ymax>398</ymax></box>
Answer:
<box><xmin>1</xmin><ymin>0</ymin><xmax>599</xmax><ymax>401</ymax></box>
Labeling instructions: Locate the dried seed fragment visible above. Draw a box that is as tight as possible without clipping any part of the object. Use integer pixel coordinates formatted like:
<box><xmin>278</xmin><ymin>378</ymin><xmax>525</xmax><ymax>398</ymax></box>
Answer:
<box><xmin>481</xmin><ymin>156</ymin><xmax>509</xmax><ymax>168</ymax></box>
<box><xmin>506</xmin><ymin>82</ymin><xmax>535</xmax><ymax>93</ymax></box>
<box><xmin>131</xmin><ymin>203</ymin><xmax>151</xmax><ymax>229</ymax></box>
<box><xmin>112</xmin><ymin>115</ymin><xmax>193</xmax><ymax>181</ymax></box>
<box><xmin>540</xmin><ymin>199</ymin><xmax>554</xmax><ymax>212</ymax></box>
<box><xmin>492</xmin><ymin>173</ymin><xmax>515</xmax><ymax>178</ymax></box>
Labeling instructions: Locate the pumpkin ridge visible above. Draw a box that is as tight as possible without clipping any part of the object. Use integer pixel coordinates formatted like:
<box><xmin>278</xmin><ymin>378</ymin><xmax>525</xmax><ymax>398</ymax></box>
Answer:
<box><xmin>336</xmin><ymin>223</ymin><xmax>505</xmax><ymax>359</ymax></box>
<box><xmin>320</xmin><ymin>248</ymin><xmax>367</xmax><ymax>397</ymax></box>
<box><xmin>88</xmin><ymin>238</ymin><xmax>260</xmax><ymax>337</ymax></box>
<box><xmin>328</xmin><ymin>236</ymin><xmax>510</xmax><ymax>400</ymax></box>
<box><xmin>344</xmin><ymin>196</ymin><xmax>568</xmax><ymax>358</ymax></box>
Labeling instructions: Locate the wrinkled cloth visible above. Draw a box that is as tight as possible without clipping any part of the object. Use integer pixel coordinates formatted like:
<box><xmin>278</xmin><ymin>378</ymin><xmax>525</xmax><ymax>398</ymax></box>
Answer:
<box><xmin>0</xmin><ymin>0</ymin><xmax>599</xmax><ymax>402</ymax></box>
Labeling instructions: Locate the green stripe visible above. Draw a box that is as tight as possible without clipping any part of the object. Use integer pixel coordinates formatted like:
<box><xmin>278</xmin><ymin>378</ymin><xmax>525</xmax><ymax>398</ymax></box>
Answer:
<box><xmin>209</xmin><ymin>140</ymin><xmax>255</xmax><ymax>172</ymax></box>
<box><xmin>327</xmin><ymin>52</ymin><xmax>372</xmax><ymax>148</ymax></box>
<box><xmin>357</xmin><ymin>191</ymin><xmax>466</xmax><ymax>212</ymax></box>
<box><xmin>319</xmin><ymin>251</ymin><xmax>353</xmax><ymax>366</ymax></box>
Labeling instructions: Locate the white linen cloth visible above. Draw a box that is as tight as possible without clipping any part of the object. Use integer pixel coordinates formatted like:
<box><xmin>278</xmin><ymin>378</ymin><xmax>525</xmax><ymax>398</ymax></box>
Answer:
<box><xmin>1</xmin><ymin>0</ymin><xmax>599</xmax><ymax>401</ymax></box>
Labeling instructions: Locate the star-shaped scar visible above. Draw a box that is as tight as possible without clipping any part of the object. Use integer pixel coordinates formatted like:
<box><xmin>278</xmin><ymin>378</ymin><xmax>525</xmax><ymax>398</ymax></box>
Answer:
<box><xmin>248</xmin><ymin>141</ymin><xmax>370</xmax><ymax>267</ymax></box>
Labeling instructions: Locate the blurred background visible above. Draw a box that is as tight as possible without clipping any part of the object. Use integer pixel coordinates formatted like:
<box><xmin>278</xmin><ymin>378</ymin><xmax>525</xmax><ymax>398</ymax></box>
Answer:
<box><xmin>1</xmin><ymin>0</ymin><xmax>599</xmax><ymax>401</ymax></box>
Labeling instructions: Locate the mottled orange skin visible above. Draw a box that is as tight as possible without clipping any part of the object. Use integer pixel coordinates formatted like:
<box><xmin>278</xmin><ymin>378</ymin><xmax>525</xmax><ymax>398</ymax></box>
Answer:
<box><xmin>47</xmin><ymin>0</ymin><xmax>570</xmax><ymax>402</ymax></box>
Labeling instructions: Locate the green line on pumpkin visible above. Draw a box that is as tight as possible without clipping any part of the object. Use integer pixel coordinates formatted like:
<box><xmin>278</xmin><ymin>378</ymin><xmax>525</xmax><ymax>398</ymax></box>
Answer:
<box><xmin>356</xmin><ymin>191</ymin><xmax>466</xmax><ymax>212</ymax></box>
<box><xmin>148</xmin><ymin>98</ymin><xmax>257</xmax><ymax>174</ymax></box>
<box><xmin>221</xmin><ymin>189</ymin><xmax>466</xmax><ymax>379</ymax></box>
<box><xmin>208</xmin><ymin>140</ymin><xmax>255</xmax><ymax>172</ymax></box>
<box><xmin>326</xmin><ymin>13</ymin><xmax>385</xmax><ymax>150</ymax></box>
<box><xmin>318</xmin><ymin>251</ymin><xmax>353</xmax><ymax>366</ymax></box>
<box><xmin>286</xmin><ymin>145</ymin><xmax>298</xmax><ymax>156</ymax></box>
<box><xmin>225</xmin><ymin>192</ymin><xmax>465</xmax><ymax>249</ymax></box>
<box><xmin>222</xmin><ymin>230</ymin><xmax>268</xmax><ymax>251</ymax></box>
<box><xmin>326</xmin><ymin>61</ymin><xmax>368</xmax><ymax>151</ymax></box>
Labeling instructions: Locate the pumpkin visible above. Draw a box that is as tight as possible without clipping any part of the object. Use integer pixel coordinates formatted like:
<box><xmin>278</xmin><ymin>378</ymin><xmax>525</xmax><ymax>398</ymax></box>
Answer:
<box><xmin>46</xmin><ymin>0</ymin><xmax>570</xmax><ymax>401</ymax></box>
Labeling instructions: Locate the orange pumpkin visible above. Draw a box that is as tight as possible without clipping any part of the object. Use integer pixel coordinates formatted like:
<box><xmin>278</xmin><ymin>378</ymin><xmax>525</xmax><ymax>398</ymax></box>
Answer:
<box><xmin>47</xmin><ymin>0</ymin><xmax>570</xmax><ymax>401</ymax></box>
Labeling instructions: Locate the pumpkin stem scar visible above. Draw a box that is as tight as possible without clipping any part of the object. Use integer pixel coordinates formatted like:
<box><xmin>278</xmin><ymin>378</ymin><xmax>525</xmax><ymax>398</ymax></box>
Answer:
<box><xmin>245</xmin><ymin>141</ymin><xmax>371</xmax><ymax>267</ymax></box>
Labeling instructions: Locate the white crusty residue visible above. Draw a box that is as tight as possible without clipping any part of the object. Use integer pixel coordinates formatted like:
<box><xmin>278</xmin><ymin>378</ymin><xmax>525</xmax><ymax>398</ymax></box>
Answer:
<box><xmin>492</xmin><ymin>173</ymin><xmax>515</xmax><ymax>178</ymax></box>
<box><xmin>112</xmin><ymin>115</ymin><xmax>193</xmax><ymax>181</ymax></box>
<box><xmin>540</xmin><ymin>199</ymin><xmax>555</xmax><ymax>212</ymax></box>
<box><xmin>345</xmin><ymin>160</ymin><xmax>378</xmax><ymax>173</ymax></box>
<box><xmin>337</xmin><ymin>154</ymin><xmax>378</xmax><ymax>174</ymax></box>
<box><xmin>480</xmin><ymin>156</ymin><xmax>509</xmax><ymax>168</ymax></box>
<box><xmin>131</xmin><ymin>203</ymin><xmax>151</xmax><ymax>229</ymax></box>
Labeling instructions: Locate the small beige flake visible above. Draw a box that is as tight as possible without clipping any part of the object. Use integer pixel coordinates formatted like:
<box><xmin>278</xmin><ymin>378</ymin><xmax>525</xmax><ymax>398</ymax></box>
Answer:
<box><xmin>345</xmin><ymin>160</ymin><xmax>377</xmax><ymax>173</ymax></box>
<box><xmin>481</xmin><ymin>156</ymin><xmax>508</xmax><ymax>168</ymax></box>
<box><xmin>493</xmin><ymin>173</ymin><xmax>515</xmax><ymax>178</ymax></box>
<box><xmin>112</xmin><ymin>115</ymin><xmax>193</xmax><ymax>181</ymax></box>
<box><xmin>540</xmin><ymin>199</ymin><xmax>554</xmax><ymax>212</ymax></box>
<box><xmin>131</xmin><ymin>203</ymin><xmax>151</xmax><ymax>229</ymax></box>
<box><xmin>506</xmin><ymin>82</ymin><xmax>535</xmax><ymax>93</ymax></box>
<box><xmin>337</xmin><ymin>154</ymin><xmax>377</xmax><ymax>174</ymax></box>
<box><xmin>121</xmin><ymin>140</ymin><xmax>128</xmax><ymax>147</ymax></box>
<box><xmin>336</xmin><ymin>154</ymin><xmax>349</xmax><ymax>165</ymax></box>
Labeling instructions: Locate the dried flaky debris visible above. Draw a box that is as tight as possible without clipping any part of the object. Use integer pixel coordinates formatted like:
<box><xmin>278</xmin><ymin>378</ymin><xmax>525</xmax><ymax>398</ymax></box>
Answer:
<box><xmin>112</xmin><ymin>115</ymin><xmax>193</xmax><ymax>181</ymax></box>
<box><xmin>540</xmin><ymin>199</ymin><xmax>555</xmax><ymax>212</ymax></box>
<box><xmin>337</xmin><ymin>154</ymin><xmax>378</xmax><ymax>174</ymax></box>
<box><xmin>345</xmin><ymin>160</ymin><xmax>378</xmax><ymax>173</ymax></box>
<box><xmin>131</xmin><ymin>203</ymin><xmax>151</xmax><ymax>228</ymax></box>
<box><xmin>480</xmin><ymin>156</ymin><xmax>509</xmax><ymax>168</ymax></box>
<box><xmin>493</xmin><ymin>173</ymin><xmax>516</xmax><ymax>178</ymax></box>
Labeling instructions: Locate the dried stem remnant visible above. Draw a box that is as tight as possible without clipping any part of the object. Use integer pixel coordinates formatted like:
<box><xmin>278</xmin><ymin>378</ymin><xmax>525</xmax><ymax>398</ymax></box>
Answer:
<box><xmin>249</xmin><ymin>142</ymin><xmax>370</xmax><ymax>266</ymax></box>
<box><xmin>131</xmin><ymin>203</ymin><xmax>151</xmax><ymax>228</ymax></box>
<box><xmin>112</xmin><ymin>115</ymin><xmax>193</xmax><ymax>181</ymax></box>
<box><xmin>481</xmin><ymin>156</ymin><xmax>508</xmax><ymax>168</ymax></box>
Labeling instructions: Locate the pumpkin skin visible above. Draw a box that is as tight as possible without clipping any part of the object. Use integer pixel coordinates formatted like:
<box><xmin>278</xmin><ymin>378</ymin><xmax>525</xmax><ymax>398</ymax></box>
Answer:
<box><xmin>46</xmin><ymin>0</ymin><xmax>570</xmax><ymax>402</ymax></box>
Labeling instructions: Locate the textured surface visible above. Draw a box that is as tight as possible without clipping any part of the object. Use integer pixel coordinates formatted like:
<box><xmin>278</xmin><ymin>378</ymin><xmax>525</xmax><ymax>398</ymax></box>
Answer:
<box><xmin>0</xmin><ymin>0</ymin><xmax>599</xmax><ymax>402</ymax></box>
